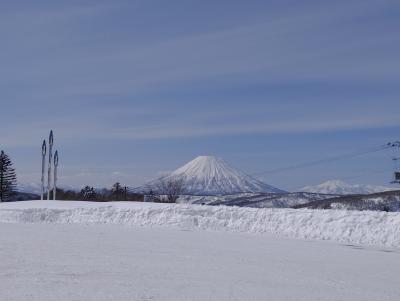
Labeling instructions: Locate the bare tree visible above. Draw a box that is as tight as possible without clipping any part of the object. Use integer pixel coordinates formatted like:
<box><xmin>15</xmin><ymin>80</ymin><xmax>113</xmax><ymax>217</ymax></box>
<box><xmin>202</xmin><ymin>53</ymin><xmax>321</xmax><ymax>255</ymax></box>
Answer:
<box><xmin>146</xmin><ymin>177</ymin><xmax>186</xmax><ymax>203</ymax></box>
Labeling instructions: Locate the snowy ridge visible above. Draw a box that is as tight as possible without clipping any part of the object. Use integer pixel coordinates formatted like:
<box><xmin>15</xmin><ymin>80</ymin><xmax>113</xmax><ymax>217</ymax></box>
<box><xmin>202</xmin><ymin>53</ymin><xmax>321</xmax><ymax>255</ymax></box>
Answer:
<box><xmin>139</xmin><ymin>156</ymin><xmax>285</xmax><ymax>195</ymax></box>
<box><xmin>295</xmin><ymin>190</ymin><xmax>400</xmax><ymax>212</ymax></box>
<box><xmin>179</xmin><ymin>192</ymin><xmax>338</xmax><ymax>208</ymax></box>
<box><xmin>301</xmin><ymin>180</ymin><xmax>396</xmax><ymax>195</ymax></box>
<box><xmin>1</xmin><ymin>201</ymin><xmax>399</xmax><ymax>247</ymax></box>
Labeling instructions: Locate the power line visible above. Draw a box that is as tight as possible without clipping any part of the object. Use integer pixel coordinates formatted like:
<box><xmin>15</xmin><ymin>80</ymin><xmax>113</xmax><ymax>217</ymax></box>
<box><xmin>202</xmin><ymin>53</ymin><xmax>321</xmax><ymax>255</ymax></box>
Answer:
<box><xmin>252</xmin><ymin>144</ymin><xmax>390</xmax><ymax>176</ymax></box>
<box><xmin>341</xmin><ymin>168</ymin><xmax>392</xmax><ymax>181</ymax></box>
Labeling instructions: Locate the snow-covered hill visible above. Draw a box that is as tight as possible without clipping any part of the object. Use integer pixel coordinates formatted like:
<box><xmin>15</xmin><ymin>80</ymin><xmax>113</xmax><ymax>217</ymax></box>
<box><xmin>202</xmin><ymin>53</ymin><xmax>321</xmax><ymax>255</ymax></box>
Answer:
<box><xmin>137</xmin><ymin>156</ymin><xmax>285</xmax><ymax>195</ymax></box>
<box><xmin>300</xmin><ymin>180</ymin><xmax>397</xmax><ymax>195</ymax></box>
<box><xmin>179</xmin><ymin>192</ymin><xmax>338</xmax><ymax>208</ymax></box>
<box><xmin>295</xmin><ymin>190</ymin><xmax>400</xmax><ymax>212</ymax></box>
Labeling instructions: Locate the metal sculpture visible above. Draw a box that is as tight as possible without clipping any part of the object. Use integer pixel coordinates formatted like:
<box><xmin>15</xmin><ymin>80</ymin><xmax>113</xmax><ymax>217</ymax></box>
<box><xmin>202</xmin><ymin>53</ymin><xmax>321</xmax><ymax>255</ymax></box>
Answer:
<box><xmin>41</xmin><ymin>140</ymin><xmax>47</xmax><ymax>200</ymax></box>
<box><xmin>47</xmin><ymin>130</ymin><xmax>54</xmax><ymax>200</ymax></box>
<box><xmin>53</xmin><ymin>150</ymin><xmax>59</xmax><ymax>200</ymax></box>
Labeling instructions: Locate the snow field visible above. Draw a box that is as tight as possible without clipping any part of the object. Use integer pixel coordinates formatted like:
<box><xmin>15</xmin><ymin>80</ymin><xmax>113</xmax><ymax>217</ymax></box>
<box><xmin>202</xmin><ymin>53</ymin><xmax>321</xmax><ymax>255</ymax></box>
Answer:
<box><xmin>2</xmin><ymin>223</ymin><xmax>400</xmax><ymax>301</ymax></box>
<box><xmin>1</xmin><ymin>201</ymin><xmax>399</xmax><ymax>248</ymax></box>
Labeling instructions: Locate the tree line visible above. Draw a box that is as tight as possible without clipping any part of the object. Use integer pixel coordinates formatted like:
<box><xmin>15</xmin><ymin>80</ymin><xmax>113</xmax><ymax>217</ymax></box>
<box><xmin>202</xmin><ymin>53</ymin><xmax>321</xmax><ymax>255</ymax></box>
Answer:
<box><xmin>0</xmin><ymin>149</ymin><xmax>186</xmax><ymax>203</ymax></box>
<box><xmin>57</xmin><ymin>178</ymin><xmax>186</xmax><ymax>203</ymax></box>
<box><xmin>56</xmin><ymin>182</ymin><xmax>144</xmax><ymax>202</ymax></box>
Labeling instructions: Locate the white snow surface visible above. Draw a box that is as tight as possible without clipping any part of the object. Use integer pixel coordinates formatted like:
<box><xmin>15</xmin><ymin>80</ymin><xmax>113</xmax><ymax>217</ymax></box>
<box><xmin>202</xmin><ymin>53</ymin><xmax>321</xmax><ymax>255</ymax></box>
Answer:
<box><xmin>2</xmin><ymin>223</ymin><xmax>400</xmax><ymax>301</ymax></box>
<box><xmin>301</xmin><ymin>179</ymin><xmax>397</xmax><ymax>195</ymax></box>
<box><xmin>1</xmin><ymin>200</ymin><xmax>399</xmax><ymax>248</ymax></box>
<box><xmin>138</xmin><ymin>156</ymin><xmax>285</xmax><ymax>195</ymax></box>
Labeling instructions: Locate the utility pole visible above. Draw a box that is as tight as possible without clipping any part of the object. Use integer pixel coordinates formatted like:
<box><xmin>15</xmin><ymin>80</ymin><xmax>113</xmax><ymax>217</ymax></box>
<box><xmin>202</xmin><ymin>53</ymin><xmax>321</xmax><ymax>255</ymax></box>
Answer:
<box><xmin>388</xmin><ymin>141</ymin><xmax>400</xmax><ymax>184</ymax></box>
<box><xmin>47</xmin><ymin>130</ymin><xmax>54</xmax><ymax>200</ymax></box>
<box><xmin>41</xmin><ymin>140</ymin><xmax>47</xmax><ymax>201</ymax></box>
<box><xmin>53</xmin><ymin>150</ymin><xmax>59</xmax><ymax>200</ymax></box>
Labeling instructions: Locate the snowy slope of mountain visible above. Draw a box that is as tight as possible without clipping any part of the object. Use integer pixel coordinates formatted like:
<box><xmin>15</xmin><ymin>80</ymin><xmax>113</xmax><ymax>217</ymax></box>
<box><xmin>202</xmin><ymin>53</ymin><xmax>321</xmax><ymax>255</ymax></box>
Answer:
<box><xmin>179</xmin><ymin>192</ymin><xmax>338</xmax><ymax>208</ymax></box>
<box><xmin>295</xmin><ymin>190</ymin><xmax>400</xmax><ymax>212</ymax></box>
<box><xmin>300</xmin><ymin>180</ymin><xmax>397</xmax><ymax>195</ymax></box>
<box><xmin>138</xmin><ymin>156</ymin><xmax>285</xmax><ymax>195</ymax></box>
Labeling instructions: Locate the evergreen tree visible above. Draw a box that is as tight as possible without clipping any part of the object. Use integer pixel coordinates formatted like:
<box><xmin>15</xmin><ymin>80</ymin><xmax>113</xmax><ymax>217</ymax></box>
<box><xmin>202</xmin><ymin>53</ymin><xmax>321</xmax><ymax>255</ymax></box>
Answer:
<box><xmin>80</xmin><ymin>186</ymin><xmax>97</xmax><ymax>201</ymax></box>
<box><xmin>111</xmin><ymin>182</ymin><xmax>124</xmax><ymax>201</ymax></box>
<box><xmin>0</xmin><ymin>150</ymin><xmax>17</xmax><ymax>202</ymax></box>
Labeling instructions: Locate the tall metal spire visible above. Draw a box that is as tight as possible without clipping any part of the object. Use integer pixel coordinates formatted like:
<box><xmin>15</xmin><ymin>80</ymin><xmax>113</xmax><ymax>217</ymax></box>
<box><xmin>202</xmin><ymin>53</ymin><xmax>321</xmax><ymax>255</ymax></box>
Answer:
<box><xmin>41</xmin><ymin>140</ymin><xmax>47</xmax><ymax>201</ymax></box>
<box><xmin>53</xmin><ymin>150</ymin><xmax>59</xmax><ymax>200</ymax></box>
<box><xmin>47</xmin><ymin>130</ymin><xmax>54</xmax><ymax>200</ymax></box>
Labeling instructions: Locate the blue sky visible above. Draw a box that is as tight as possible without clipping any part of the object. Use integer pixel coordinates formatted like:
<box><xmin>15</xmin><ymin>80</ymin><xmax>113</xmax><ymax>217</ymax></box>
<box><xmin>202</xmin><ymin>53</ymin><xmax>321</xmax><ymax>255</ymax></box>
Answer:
<box><xmin>1</xmin><ymin>0</ymin><xmax>400</xmax><ymax>191</ymax></box>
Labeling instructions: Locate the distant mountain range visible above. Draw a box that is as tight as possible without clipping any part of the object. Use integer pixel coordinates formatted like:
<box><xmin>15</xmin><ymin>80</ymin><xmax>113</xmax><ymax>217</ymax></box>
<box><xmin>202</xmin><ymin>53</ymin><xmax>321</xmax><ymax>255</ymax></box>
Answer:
<box><xmin>179</xmin><ymin>192</ymin><xmax>339</xmax><ymax>208</ymax></box>
<box><xmin>18</xmin><ymin>182</ymin><xmax>42</xmax><ymax>195</ymax></box>
<box><xmin>294</xmin><ymin>190</ymin><xmax>400</xmax><ymax>212</ymax></box>
<box><xmin>19</xmin><ymin>174</ymin><xmax>398</xmax><ymax>203</ymax></box>
<box><xmin>18</xmin><ymin>182</ymin><xmax>78</xmax><ymax>195</ymax></box>
<box><xmin>135</xmin><ymin>156</ymin><xmax>286</xmax><ymax>195</ymax></box>
<box><xmin>300</xmin><ymin>180</ymin><xmax>397</xmax><ymax>195</ymax></box>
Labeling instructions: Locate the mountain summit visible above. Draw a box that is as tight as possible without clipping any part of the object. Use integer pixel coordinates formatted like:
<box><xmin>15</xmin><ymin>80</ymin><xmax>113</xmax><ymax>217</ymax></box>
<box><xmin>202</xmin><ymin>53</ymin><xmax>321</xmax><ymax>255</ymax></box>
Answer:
<box><xmin>300</xmin><ymin>180</ymin><xmax>396</xmax><ymax>195</ymax></box>
<box><xmin>141</xmin><ymin>156</ymin><xmax>285</xmax><ymax>196</ymax></box>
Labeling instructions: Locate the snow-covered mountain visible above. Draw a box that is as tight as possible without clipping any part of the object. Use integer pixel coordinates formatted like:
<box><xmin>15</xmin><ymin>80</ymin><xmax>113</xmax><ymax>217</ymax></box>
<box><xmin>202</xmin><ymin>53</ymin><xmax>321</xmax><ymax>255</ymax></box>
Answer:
<box><xmin>300</xmin><ymin>180</ymin><xmax>397</xmax><ymax>195</ymax></box>
<box><xmin>138</xmin><ymin>156</ymin><xmax>285</xmax><ymax>195</ymax></box>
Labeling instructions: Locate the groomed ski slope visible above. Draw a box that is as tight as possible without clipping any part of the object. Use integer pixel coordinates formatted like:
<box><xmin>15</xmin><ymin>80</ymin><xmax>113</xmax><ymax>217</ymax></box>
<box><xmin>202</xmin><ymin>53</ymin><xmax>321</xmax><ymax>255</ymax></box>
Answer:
<box><xmin>1</xmin><ymin>201</ymin><xmax>399</xmax><ymax>248</ymax></box>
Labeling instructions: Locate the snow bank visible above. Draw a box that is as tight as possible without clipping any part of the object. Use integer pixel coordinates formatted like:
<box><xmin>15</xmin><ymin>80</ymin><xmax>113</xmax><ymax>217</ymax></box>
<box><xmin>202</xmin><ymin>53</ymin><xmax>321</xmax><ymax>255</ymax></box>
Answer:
<box><xmin>1</xmin><ymin>201</ymin><xmax>399</xmax><ymax>247</ymax></box>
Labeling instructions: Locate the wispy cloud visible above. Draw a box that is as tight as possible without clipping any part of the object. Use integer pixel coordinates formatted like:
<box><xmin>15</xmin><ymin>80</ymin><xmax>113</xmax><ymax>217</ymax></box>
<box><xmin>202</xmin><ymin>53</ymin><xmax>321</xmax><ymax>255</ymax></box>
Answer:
<box><xmin>1</xmin><ymin>97</ymin><xmax>399</xmax><ymax>148</ymax></box>
<box><xmin>2</xmin><ymin>1</ymin><xmax>399</xmax><ymax>98</ymax></box>
<box><xmin>1</xmin><ymin>1</ymin><xmax>399</xmax><ymax>188</ymax></box>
